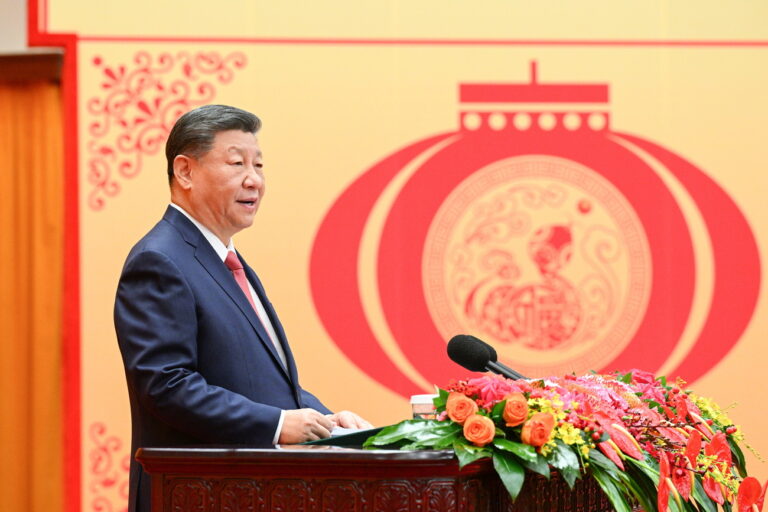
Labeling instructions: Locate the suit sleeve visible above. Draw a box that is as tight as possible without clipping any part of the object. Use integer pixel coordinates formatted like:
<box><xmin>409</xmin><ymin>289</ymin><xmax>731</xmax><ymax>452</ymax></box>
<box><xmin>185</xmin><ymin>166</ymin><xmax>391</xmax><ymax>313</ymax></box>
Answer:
<box><xmin>300</xmin><ymin>388</ymin><xmax>332</xmax><ymax>414</ymax></box>
<box><xmin>114</xmin><ymin>249</ymin><xmax>281</xmax><ymax>446</ymax></box>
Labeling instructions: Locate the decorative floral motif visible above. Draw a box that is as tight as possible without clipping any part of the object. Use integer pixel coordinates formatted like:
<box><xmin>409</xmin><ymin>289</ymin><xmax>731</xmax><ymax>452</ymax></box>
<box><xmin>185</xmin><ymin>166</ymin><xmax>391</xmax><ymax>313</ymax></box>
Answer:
<box><xmin>86</xmin><ymin>50</ymin><xmax>247</xmax><ymax>211</ymax></box>
<box><xmin>221</xmin><ymin>480</ymin><xmax>261</xmax><ymax>512</ymax></box>
<box><xmin>88</xmin><ymin>422</ymin><xmax>129</xmax><ymax>512</ymax></box>
<box><xmin>321</xmin><ymin>483</ymin><xmax>359</xmax><ymax>512</ymax></box>
<box><xmin>373</xmin><ymin>483</ymin><xmax>411</xmax><ymax>511</ymax></box>
<box><xmin>171</xmin><ymin>480</ymin><xmax>213</xmax><ymax>512</ymax></box>
<box><xmin>366</xmin><ymin>371</ymin><xmax>763</xmax><ymax>512</ymax></box>
<box><xmin>425</xmin><ymin>483</ymin><xmax>457</xmax><ymax>512</ymax></box>
<box><xmin>270</xmin><ymin>481</ymin><xmax>308</xmax><ymax>512</ymax></box>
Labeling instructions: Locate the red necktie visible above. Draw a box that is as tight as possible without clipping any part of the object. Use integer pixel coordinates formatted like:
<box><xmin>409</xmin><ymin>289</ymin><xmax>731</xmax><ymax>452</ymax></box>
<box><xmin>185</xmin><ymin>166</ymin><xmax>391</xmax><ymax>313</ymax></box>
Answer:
<box><xmin>224</xmin><ymin>251</ymin><xmax>258</xmax><ymax>311</ymax></box>
<box><xmin>224</xmin><ymin>251</ymin><xmax>286</xmax><ymax>368</ymax></box>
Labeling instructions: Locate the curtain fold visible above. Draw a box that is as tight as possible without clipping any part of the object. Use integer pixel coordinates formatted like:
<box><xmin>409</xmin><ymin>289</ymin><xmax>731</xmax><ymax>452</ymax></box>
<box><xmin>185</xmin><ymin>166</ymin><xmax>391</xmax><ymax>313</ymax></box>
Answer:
<box><xmin>0</xmin><ymin>80</ymin><xmax>64</xmax><ymax>512</ymax></box>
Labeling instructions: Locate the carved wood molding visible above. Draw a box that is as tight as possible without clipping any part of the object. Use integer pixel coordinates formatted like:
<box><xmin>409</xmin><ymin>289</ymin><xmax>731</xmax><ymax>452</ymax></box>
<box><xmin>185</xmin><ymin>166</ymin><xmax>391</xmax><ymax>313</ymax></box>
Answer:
<box><xmin>139</xmin><ymin>448</ymin><xmax>614</xmax><ymax>512</ymax></box>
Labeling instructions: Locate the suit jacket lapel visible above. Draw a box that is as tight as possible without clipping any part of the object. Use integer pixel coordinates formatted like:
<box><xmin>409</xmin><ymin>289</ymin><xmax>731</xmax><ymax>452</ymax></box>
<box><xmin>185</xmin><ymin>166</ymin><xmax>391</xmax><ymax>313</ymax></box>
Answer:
<box><xmin>240</xmin><ymin>258</ymin><xmax>300</xmax><ymax>385</ymax></box>
<box><xmin>163</xmin><ymin>207</ymin><xmax>292</xmax><ymax>381</ymax></box>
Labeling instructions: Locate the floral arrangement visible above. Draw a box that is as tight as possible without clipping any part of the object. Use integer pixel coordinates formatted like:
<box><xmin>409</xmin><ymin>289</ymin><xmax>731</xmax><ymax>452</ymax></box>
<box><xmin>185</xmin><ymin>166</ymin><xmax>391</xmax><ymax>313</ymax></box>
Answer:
<box><xmin>364</xmin><ymin>370</ymin><xmax>766</xmax><ymax>512</ymax></box>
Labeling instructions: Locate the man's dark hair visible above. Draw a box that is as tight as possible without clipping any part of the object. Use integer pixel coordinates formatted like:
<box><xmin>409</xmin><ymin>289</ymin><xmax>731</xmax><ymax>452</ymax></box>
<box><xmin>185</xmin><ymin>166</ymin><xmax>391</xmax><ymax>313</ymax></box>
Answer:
<box><xmin>165</xmin><ymin>104</ymin><xmax>261</xmax><ymax>184</ymax></box>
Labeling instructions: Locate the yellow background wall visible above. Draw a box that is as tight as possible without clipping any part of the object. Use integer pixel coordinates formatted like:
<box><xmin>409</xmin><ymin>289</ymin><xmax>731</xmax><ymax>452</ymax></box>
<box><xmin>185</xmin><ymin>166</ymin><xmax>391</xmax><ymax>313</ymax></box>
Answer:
<box><xmin>35</xmin><ymin>1</ymin><xmax>768</xmax><ymax>508</ymax></box>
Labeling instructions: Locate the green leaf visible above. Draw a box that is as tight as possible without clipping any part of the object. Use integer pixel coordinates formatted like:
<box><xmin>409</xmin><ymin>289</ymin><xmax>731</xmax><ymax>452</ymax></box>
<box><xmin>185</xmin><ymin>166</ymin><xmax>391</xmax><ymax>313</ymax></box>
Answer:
<box><xmin>619</xmin><ymin>372</ymin><xmax>633</xmax><ymax>384</ymax></box>
<box><xmin>432</xmin><ymin>424</ymin><xmax>463</xmax><ymax>449</ymax></box>
<box><xmin>589</xmin><ymin>449</ymin><xmax>621</xmax><ymax>477</ymax></box>
<box><xmin>691</xmin><ymin>474</ymin><xmax>718</xmax><ymax>512</ymax></box>
<box><xmin>520</xmin><ymin>453</ymin><xmax>550</xmax><ymax>479</ymax></box>
<box><xmin>682</xmin><ymin>500</ymin><xmax>699</xmax><ymax>512</ymax></box>
<box><xmin>493</xmin><ymin>439</ymin><xmax>538</xmax><ymax>463</ymax></box>
<box><xmin>363</xmin><ymin>419</ymin><xmax>442</xmax><ymax>447</ymax></box>
<box><xmin>491</xmin><ymin>399</ymin><xmax>507</xmax><ymax>422</ymax></box>
<box><xmin>625</xmin><ymin>455</ymin><xmax>660</xmax><ymax>482</ymax></box>
<box><xmin>434</xmin><ymin>388</ymin><xmax>448</xmax><ymax>411</ymax></box>
<box><xmin>616</xmin><ymin>454</ymin><xmax>659</xmax><ymax>512</ymax></box>
<box><xmin>453</xmin><ymin>440</ymin><xmax>492</xmax><ymax>468</ymax></box>
<box><xmin>668</xmin><ymin>492</ymin><xmax>685</xmax><ymax>512</ymax></box>
<box><xmin>621</xmin><ymin>457</ymin><xmax>661</xmax><ymax>512</ymax></box>
<box><xmin>493</xmin><ymin>450</ymin><xmax>526</xmax><ymax>500</ymax></box>
<box><xmin>547</xmin><ymin>440</ymin><xmax>580</xmax><ymax>473</ymax></box>
<box><xmin>727</xmin><ymin>436</ymin><xmax>748</xmax><ymax>477</ymax></box>
<box><xmin>590</xmin><ymin>465</ymin><xmax>632</xmax><ymax>512</ymax></box>
<box><xmin>409</xmin><ymin>422</ymin><xmax>462</xmax><ymax>447</ymax></box>
<box><xmin>560</xmin><ymin>466</ymin><xmax>581</xmax><ymax>489</ymax></box>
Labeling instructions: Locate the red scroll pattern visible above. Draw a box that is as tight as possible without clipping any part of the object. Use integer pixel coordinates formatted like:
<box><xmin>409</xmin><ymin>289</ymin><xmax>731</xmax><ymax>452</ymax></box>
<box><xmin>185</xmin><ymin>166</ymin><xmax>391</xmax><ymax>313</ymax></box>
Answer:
<box><xmin>86</xmin><ymin>51</ymin><xmax>247</xmax><ymax>211</ymax></box>
<box><xmin>88</xmin><ymin>422</ymin><xmax>129</xmax><ymax>512</ymax></box>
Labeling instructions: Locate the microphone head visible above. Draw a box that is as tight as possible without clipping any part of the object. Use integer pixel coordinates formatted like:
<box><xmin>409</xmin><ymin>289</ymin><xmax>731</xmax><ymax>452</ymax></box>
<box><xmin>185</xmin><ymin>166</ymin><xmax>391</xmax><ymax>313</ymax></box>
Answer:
<box><xmin>475</xmin><ymin>336</ymin><xmax>498</xmax><ymax>362</ymax></box>
<box><xmin>447</xmin><ymin>334</ymin><xmax>492</xmax><ymax>372</ymax></box>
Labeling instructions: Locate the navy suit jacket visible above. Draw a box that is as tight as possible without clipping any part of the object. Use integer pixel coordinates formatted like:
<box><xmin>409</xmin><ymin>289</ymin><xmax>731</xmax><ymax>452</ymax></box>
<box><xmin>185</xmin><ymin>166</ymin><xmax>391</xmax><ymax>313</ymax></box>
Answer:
<box><xmin>114</xmin><ymin>206</ymin><xmax>330</xmax><ymax>512</ymax></box>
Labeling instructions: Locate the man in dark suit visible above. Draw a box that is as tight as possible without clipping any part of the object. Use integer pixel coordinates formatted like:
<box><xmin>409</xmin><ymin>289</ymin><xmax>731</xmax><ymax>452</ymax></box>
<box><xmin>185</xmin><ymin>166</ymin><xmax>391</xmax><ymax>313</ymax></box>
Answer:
<box><xmin>114</xmin><ymin>104</ymin><xmax>371</xmax><ymax>512</ymax></box>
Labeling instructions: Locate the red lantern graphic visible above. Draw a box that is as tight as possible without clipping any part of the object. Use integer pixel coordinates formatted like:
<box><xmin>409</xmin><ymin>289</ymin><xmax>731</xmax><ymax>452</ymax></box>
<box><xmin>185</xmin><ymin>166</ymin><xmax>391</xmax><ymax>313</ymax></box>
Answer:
<box><xmin>310</xmin><ymin>62</ymin><xmax>761</xmax><ymax>397</ymax></box>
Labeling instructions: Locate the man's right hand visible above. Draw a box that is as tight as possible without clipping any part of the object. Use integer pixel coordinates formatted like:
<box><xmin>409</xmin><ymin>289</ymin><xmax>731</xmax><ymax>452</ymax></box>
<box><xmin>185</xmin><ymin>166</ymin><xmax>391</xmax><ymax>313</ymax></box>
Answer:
<box><xmin>278</xmin><ymin>408</ymin><xmax>334</xmax><ymax>444</ymax></box>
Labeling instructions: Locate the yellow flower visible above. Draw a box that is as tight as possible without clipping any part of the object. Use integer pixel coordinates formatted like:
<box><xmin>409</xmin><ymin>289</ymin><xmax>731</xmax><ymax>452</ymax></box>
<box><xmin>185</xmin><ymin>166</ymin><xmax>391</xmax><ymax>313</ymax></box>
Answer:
<box><xmin>529</xmin><ymin>395</ymin><xmax>567</xmax><ymax>422</ymax></box>
<box><xmin>690</xmin><ymin>394</ymin><xmax>733</xmax><ymax>426</ymax></box>
<box><xmin>556</xmin><ymin>423</ymin><xmax>585</xmax><ymax>446</ymax></box>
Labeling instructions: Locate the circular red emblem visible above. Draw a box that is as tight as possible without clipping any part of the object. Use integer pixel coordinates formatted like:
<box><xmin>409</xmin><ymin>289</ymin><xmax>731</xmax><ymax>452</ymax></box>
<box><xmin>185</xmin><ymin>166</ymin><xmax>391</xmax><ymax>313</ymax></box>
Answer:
<box><xmin>423</xmin><ymin>155</ymin><xmax>651</xmax><ymax>376</ymax></box>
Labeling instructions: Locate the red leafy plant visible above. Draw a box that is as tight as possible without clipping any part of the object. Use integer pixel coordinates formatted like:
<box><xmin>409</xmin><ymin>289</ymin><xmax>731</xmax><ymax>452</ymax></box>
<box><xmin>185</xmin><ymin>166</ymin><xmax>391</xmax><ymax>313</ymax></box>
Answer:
<box><xmin>365</xmin><ymin>370</ymin><xmax>761</xmax><ymax>512</ymax></box>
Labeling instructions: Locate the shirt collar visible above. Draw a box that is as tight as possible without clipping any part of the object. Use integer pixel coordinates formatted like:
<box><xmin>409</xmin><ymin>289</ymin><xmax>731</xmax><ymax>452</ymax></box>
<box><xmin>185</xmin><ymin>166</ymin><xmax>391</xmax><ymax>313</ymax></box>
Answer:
<box><xmin>170</xmin><ymin>203</ymin><xmax>234</xmax><ymax>262</ymax></box>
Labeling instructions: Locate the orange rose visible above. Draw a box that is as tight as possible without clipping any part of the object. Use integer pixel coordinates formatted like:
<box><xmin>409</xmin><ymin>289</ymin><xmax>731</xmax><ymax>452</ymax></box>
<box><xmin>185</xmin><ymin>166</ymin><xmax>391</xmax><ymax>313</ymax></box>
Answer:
<box><xmin>446</xmin><ymin>392</ymin><xmax>479</xmax><ymax>425</ymax></box>
<box><xmin>463</xmin><ymin>414</ymin><xmax>496</xmax><ymax>447</ymax></box>
<box><xmin>521</xmin><ymin>412</ymin><xmax>555</xmax><ymax>447</ymax></box>
<box><xmin>502</xmin><ymin>392</ymin><xmax>529</xmax><ymax>427</ymax></box>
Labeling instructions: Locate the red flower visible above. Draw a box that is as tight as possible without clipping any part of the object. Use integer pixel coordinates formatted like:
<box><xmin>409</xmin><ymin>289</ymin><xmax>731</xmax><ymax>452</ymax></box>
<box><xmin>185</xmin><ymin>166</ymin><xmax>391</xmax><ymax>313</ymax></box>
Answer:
<box><xmin>689</xmin><ymin>411</ymin><xmax>715</xmax><ymax>440</ymax></box>
<box><xmin>463</xmin><ymin>414</ymin><xmax>496</xmax><ymax>447</ymax></box>
<box><xmin>502</xmin><ymin>393</ymin><xmax>528</xmax><ymax>427</ymax></box>
<box><xmin>737</xmin><ymin>477</ymin><xmax>765</xmax><ymax>512</ymax></box>
<box><xmin>705</xmin><ymin>433</ymin><xmax>733</xmax><ymax>465</ymax></box>
<box><xmin>446</xmin><ymin>392</ymin><xmax>479</xmax><ymax>425</ymax></box>
<box><xmin>674</xmin><ymin>394</ymin><xmax>689</xmax><ymax>423</ymax></box>
<box><xmin>598</xmin><ymin>441</ymin><xmax>625</xmax><ymax>471</ymax></box>
<box><xmin>703</xmin><ymin>475</ymin><xmax>725</xmax><ymax>505</ymax></box>
<box><xmin>630</xmin><ymin>369</ymin><xmax>656</xmax><ymax>385</ymax></box>
<box><xmin>685</xmin><ymin>429</ymin><xmax>702</xmax><ymax>469</ymax></box>
<box><xmin>521</xmin><ymin>412</ymin><xmax>555</xmax><ymax>448</ymax></box>
<box><xmin>467</xmin><ymin>375</ymin><xmax>516</xmax><ymax>404</ymax></box>
<box><xmin>593</xmin><ymin>412</ymin><xmax>643</xmax><ymax>460</ymax></box>
<box><xmin>671</xmin><ymin>454</ymin><xmax>692</xmax><ymax>502</ymax></box>
<box><xmin>658</xmin><ymin>452</ymin><xmax>672</xmax><ymax>512</ymax></box>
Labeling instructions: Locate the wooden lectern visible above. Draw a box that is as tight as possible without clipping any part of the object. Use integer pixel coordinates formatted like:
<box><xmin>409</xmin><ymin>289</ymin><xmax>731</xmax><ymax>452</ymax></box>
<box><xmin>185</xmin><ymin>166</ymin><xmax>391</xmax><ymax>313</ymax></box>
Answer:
<box><xmin>137</xmin><ymin>446</ymin><xmax>614</xmax><ymax>511</ymax></box>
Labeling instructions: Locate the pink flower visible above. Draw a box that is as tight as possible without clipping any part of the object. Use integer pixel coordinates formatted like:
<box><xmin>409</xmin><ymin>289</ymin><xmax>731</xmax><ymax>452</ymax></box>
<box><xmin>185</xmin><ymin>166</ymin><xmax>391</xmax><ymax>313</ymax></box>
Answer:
<box><xmin>638</xmin><ymin>382</ymin><xmax>667</xmax><ymax>405</ymax></box>
<box><xmin>630</xmin><ymin>368</ymin><xmax>656</xmax><ymax>385</ymax></box>
<box><xmin>467</xmin><ymin>375</ymin><xmax>518</xmax><ymax>404</ymax></box>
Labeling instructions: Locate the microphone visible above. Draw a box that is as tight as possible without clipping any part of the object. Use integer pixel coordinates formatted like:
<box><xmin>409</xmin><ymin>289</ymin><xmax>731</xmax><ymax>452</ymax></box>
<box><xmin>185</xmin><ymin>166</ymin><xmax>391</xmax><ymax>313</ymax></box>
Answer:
<box><xmin>447</xmin><ymin>335</ymin><xmax>528</xmax><ymax>380</ymax></box>
<box><xmin>466</xmin><ymin>336</ymin><xmax>528</xmax><ymax>380</ymax></box>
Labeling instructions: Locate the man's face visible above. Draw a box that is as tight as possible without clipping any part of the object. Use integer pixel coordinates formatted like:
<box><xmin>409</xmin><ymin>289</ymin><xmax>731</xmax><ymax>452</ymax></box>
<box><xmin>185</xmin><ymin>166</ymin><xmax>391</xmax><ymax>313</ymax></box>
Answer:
<box><xmin>183</xmin><ymin>129</ymin><xmax>264</xmax><ymax>244</ymax></box>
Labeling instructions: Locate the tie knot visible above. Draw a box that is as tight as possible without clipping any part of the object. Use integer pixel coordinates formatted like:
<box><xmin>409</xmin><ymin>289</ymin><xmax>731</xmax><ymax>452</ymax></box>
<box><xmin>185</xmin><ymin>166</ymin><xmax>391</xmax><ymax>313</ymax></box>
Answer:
<box><xmin>224</xmin><ymin>251</ymin><xmax>243</xmax><ymax>272</ymax></box>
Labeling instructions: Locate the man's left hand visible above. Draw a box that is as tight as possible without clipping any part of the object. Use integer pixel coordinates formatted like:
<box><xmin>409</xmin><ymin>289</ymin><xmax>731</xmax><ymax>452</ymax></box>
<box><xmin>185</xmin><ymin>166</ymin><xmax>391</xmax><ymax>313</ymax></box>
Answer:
<box><xmin>327</xmin><ymin>411</ymin><xmax>373</xmax><ymax>430</ymax></box>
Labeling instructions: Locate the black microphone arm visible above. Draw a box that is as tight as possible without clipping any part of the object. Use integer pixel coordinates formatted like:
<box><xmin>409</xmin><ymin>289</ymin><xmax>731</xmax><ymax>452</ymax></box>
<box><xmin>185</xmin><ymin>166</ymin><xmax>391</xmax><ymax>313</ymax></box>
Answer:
<box><xmin>487</xmin><ymin>360</ymin><xmax>527</xmax><ymax>381</ymax></box>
